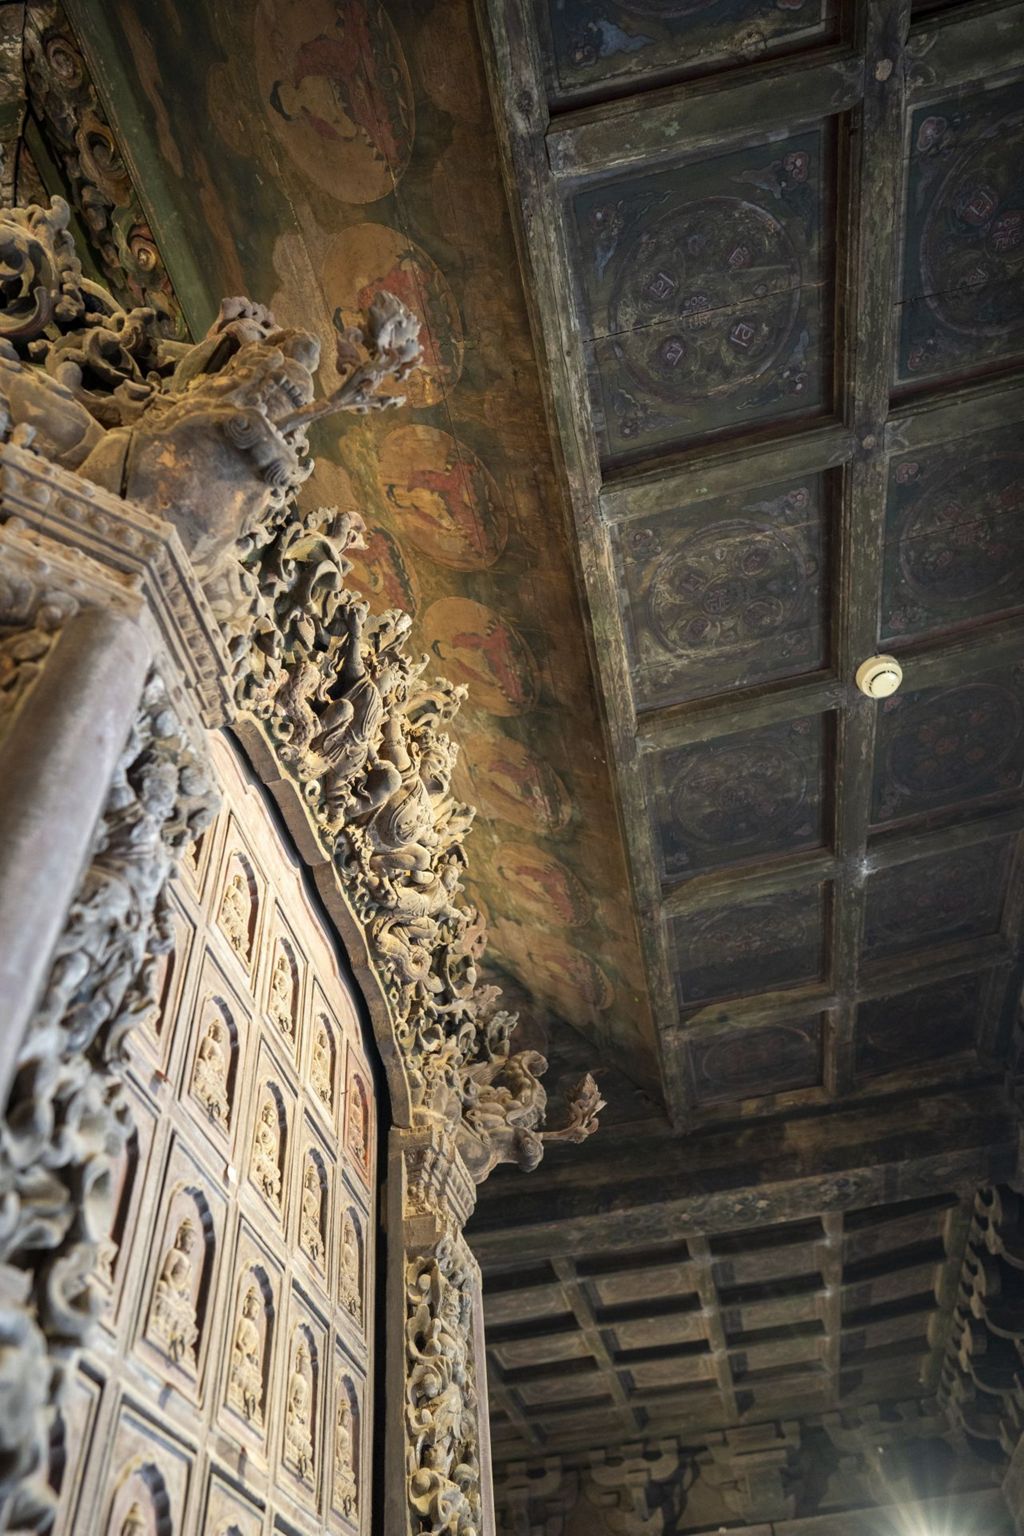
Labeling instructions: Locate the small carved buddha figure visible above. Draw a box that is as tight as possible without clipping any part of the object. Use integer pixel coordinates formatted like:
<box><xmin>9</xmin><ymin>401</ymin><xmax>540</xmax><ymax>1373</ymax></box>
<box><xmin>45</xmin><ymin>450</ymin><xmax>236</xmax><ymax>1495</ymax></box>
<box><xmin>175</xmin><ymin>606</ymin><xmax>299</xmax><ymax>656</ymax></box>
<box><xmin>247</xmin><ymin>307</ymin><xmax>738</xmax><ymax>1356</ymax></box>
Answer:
<box><xmin>285</xmin><ymin>1341</ymin><xmax>314</xmax><ymax>1481</ymax></box>
<box><xmin>269</xmin><ymin>949</ymin><xmax>294</xmax><ymax>1035</ymax></box>
<box><xmin>147</xmin><ymin>1217</ymin><xmax>199</xmax><ymax>1367</ymax></box>
<box><xmin>192</xmin><ymin>1012</ymin><xmax>229</xmax><ymax>1123</ymax></box>
<box><xmin>311</xmin><ymin>1019</ymin><xmax>332</xmax><ymax>1108</ymax></box>
<box><xmin>333</xmin><ymin>1395</ymin><xmax>358</xmax><ymax>1518</ymax></box>
<box><xmin>228</xmin><ymin>1284</ymin><xmax>264</xmax><ymax>1425</ymax></box>
<box><xmin>348</xmin><ymin>1081</ymin><xmax>367</xmax><ymax>1164</ymax></box>
<box><xmin>219</xmin><ymin>870</ymin><xmax>251</xmax><ymax>959</ymax></box>
<box><xmin>339</xmin><ymin>1210</ymin><xmax>361</xmax><ymax>1323</ymax></box>
<box><xmin>300</xmin><ymin>1160</ymin><xmax>323</xmax><ymax>1264</ymax></box>
<box><xmin>117</xmin><ymin>1501</ymin><xmax>146</xmax><ymax>1536</ymax></box>
<box><xmin>251</xmin><ymin>1097</ymin><xmax>282</xmax><ymax>1204</ymax></box>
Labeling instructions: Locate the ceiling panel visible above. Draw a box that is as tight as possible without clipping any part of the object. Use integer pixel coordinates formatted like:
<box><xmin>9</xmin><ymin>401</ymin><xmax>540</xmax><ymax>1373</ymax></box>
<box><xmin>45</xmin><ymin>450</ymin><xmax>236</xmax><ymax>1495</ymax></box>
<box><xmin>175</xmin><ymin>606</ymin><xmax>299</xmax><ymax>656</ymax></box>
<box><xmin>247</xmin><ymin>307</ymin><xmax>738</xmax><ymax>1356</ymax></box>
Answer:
<box><xmin>615</xmin><ymin>474</ymin><xmax>830</xmax><ymax>707</ymax></box>
<box><xmin>896</xmin><ymin>78</ymin><xmax>1024</xmax><ymax>389</ymax></box>
<box><xmin>535</xmin><ymin>0</ymin><xmax>842</xmax><ymax>103</ymax></box>
<box><xmin>869</xmin><ymin>669</ymin><xmax>1024</xmax><ymax>826</ymax></box>
<box><xmin>646</xmin><ymin>717</ymin><xmax>828</xmax><ymax>880</ymax></box>
<box><xmin>880</xmin><ymin>425</ymin><xmax>1024</xmax><ymax>644</ymax></box>
<box><xmin>569</xmin><ymin>124</ymin><xmax>836</xmax><ymax>459</ymax></box>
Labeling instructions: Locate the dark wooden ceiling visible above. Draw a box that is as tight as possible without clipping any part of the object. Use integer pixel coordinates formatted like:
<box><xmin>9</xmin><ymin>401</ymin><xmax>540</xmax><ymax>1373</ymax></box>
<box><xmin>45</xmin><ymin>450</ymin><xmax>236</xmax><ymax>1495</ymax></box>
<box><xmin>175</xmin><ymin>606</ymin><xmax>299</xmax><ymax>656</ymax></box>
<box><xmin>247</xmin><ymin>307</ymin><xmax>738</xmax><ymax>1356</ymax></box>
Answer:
<box><xmin>27</xmin><ymin>0</ymin><xmax>1024</xmax><ymax>1485</ymax></box>
<box><xmin>475</xmin><ymin>0</ymin><xmax>1024</xmax><ymax>1129</ymax></box>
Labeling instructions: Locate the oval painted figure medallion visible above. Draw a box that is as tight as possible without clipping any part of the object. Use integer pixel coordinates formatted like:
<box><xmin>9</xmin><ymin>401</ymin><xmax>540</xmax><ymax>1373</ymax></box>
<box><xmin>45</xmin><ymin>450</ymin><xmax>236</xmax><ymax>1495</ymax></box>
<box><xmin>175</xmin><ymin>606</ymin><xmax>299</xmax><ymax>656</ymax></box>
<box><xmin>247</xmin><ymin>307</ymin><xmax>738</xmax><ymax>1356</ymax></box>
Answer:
<box><xmin>255</xmin><ymin>0</ymin><xmax>415</xmax><ymax>205</ymax></box>
<box><xmin>609</xmin><ymin>197</ymin><xmax>802</xmax><ymax>402</ymax></box>
<box><xmin>424</xmin><ymin>598</ymin><xmax>540</xmax><ymax>717</ymax></box>
<box><xmin>377</xmin><ymin>425</ymin><xmax>508</xmax><ymax>569</ymax></box>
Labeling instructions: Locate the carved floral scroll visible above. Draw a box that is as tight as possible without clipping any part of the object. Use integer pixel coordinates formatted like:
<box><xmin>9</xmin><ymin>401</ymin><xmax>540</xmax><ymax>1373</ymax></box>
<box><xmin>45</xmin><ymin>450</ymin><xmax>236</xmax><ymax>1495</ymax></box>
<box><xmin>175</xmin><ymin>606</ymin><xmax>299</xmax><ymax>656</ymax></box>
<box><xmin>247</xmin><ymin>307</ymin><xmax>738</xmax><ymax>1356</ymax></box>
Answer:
<box><xmin>0</xmin><ymin>190</ymin><xmax>603</xmax><ymax>1535</ymax></box>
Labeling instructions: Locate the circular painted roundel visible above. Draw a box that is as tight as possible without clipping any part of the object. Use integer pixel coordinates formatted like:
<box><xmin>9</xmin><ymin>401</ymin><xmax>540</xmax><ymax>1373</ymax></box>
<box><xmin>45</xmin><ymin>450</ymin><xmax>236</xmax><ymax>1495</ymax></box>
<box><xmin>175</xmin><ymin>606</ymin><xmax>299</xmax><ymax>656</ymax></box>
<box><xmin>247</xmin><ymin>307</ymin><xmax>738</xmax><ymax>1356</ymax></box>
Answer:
<box><xmin>670</xmin><ymin>740</ymin><xmax>810</xmax><ymax>853</ymax></box>
<box><xmin>897</xmin><ymin>454</ymin><xmax>1024</xmax><ymax>606</ymax></box>
<box><xmin>886</xmin><ymin>682</ymin><xmax>1023</xmax><ymax>800</ymax></box>
<box><xmin>920</xmin><ymin>109</ymin><xmax>1024</xmax><ymax>338</ymax></box>
<box><xmin>648</xmin><ymin>517</ymin><xmax>807</xmax><ymax>657</ymax></box>
<box><xmin>609</xmin><ymin>197</ymin><xmax>802</xmax><ymax>402</ymax></box>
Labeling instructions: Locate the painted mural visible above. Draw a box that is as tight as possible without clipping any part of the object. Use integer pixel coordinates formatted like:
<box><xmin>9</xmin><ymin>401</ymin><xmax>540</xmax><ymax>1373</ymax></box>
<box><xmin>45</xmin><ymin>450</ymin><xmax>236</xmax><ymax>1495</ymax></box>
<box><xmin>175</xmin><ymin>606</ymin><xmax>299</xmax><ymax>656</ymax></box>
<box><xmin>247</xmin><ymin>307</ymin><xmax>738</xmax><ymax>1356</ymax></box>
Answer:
<box><xmin>897</xmin><ymin>79</ymin><xmax>1024</xmax><ymax>387</ymax></box>
<box><xmin>881</xmin><ymin>426</ymin><xmax>1024</xmax><ymax>643</ymax></box>
<box><xmin>538</xmin><ymin>0</ymin><xmax>838</xmax><ymax>103</ymax></box>
<box><xmin>572</xmin><ymin>128</ymin><xmax>831</xmax><ymax>459</ymax></box>
<box><xmin>82</xmin><ymin>0</ymin><xmax>656</xmax><ymax>1079</ymax></box>
<box><xmin>616</xmin><ymin>473</ymin><xmax>828</xmax><ymax>707</ymax></box>
<box><xmin>648</xmin><ymin>716</ymin><xmax>825</xmax><ymax>881</ymax></box>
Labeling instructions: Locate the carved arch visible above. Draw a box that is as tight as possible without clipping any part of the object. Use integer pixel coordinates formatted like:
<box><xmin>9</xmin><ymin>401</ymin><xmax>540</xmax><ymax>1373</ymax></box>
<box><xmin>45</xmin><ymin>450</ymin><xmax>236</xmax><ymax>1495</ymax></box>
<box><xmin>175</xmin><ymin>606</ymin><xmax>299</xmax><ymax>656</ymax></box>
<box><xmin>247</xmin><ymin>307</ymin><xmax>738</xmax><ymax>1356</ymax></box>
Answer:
<box><xmin>105</xmin><ymin>1457</ymin><xmax>173</xmax><ymax>1536</ymax></box>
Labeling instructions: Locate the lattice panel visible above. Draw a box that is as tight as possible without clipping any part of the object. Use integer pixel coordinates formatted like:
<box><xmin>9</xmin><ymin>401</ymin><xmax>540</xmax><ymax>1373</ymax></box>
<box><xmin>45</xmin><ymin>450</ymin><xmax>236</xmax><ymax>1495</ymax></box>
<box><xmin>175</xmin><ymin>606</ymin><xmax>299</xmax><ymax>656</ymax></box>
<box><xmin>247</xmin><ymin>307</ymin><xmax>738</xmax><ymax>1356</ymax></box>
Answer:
<box><xmin>54</xmin><ymin>734</ymin><xmax>377</xmax><ymax>1536</ymax></box>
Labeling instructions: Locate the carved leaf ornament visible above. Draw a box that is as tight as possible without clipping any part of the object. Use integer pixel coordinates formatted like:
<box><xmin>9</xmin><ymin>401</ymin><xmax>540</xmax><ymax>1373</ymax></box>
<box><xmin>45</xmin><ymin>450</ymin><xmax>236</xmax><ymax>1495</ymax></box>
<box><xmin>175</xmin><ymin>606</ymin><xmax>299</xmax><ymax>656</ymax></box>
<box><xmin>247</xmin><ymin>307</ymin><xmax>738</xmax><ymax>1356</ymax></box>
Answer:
<box><xmin>0</xmin><ymin>193</ymin><xmax>603</xmax><ymax>1532</ymax></box>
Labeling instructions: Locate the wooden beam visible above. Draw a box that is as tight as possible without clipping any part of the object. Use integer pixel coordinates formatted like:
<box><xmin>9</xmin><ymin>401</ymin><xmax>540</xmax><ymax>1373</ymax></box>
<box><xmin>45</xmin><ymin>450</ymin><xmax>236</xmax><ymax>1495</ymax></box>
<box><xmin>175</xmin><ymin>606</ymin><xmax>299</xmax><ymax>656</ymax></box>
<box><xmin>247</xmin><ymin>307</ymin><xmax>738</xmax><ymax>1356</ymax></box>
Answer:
<box><xmin>906</xmin><ymin>0</ymin><xmax>1024</xmax><ymax>97</ymax></box>
<box><xmin>663</xmin><ymin>852</ymin><xmax>842</xmax><ymax>916</ymax></box>
<box><xmin>546</xmin><ymin>49</ymin><xmax>865</xmax><ymax>181</ymax></box>
<box><xmin>887</xmin><ymin>374</ymin><xmax>1024</xmax><ymax>451</ymax></box>
<box><xmin>638</xmin><ymin>677</ymin><xmax>844</xmax><ymax>750</ymax></box>
<box><xmin>600</xmin><ymin>423</ymin><xmax>855</xmax><ymax>523</ymax></box>
<box><xmin>468</xmin><ymin>1090</ymin><xmax>1017</xmax><ymax>1262</ymax></box>
<box><xmin>475</xmin><ymin>0</ymin><xmax>691</xmax><ymax>1123</ymax></box>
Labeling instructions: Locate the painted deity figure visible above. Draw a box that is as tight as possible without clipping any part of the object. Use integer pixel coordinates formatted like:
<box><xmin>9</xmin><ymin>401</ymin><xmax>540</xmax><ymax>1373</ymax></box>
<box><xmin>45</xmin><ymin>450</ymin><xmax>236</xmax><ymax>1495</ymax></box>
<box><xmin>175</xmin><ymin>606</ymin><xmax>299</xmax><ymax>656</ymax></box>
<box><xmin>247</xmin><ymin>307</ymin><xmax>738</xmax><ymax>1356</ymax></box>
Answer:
<box><xmin>219</xmin><ymin>870</ymin><xmax>251</xmax><ymax>959</ymax></box>
<box><xmin>333</xmin><ymin>1394</ymin><xmax>358</xmax><ymax>1518</ymax></box>
<box><xmin>311</xmin><ymin>1019</ymin><xmax>332</xmax><ymax>1107</ymax></box>
<box><xmin>192</xmin><ymin>1011</ymin><xmax>229</xmax><ymax>1123</ymax></box>
<box><xmin>300</xmin><ymin>1161</ymin><xmax>323</xmax><ymax>1264</ymax></box>
<box><xmin>339</xmin><ymin>1209</ymin><xmax>361</xmax><ymax>1323</ymax></box>
<box><xmin>285</xmin><ymin>1341</ymin><xmax>314</xmax><ymax>1480</ymax></box>
<box><xmin>251</xmin><ymin>1097</ymin><xmax>282</xmax><ymax>1204</ymax></box>
<box><xmin>228</xmin><ymin>1284</ymin><xmax>264</xmax><ymax>1424</ymax></box>
<box><xmin>147</xmin><ymin>1218</ymin><xmax>199</xmax><ymax>1367</ymax></box>
<box><xmin>269</xmin><ymin>949</ymin><xmax>294</xmax><ymax>1034</ymax></box>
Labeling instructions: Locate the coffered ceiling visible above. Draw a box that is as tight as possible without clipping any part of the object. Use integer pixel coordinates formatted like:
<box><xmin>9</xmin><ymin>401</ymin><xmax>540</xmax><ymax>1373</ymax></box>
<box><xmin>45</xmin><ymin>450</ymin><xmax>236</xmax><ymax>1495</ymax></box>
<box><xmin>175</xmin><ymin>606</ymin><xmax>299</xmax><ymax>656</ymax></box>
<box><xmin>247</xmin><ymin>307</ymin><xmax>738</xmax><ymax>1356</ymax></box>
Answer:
<box><xmin>474</xmin><ymin>0</ymin><xmax>1024</xmax><ymax>1127</ymax></box>
<box><xmin>28</xmin><ymin>0</ymin><xmax>1024</xmax><ymax>1482</ymax></box>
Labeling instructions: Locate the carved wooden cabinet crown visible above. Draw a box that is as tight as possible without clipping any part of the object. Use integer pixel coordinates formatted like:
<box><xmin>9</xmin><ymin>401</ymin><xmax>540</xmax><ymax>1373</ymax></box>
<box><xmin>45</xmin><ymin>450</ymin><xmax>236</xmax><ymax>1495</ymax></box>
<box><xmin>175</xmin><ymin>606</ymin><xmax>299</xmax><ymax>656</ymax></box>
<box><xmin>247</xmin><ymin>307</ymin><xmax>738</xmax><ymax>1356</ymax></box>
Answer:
<box><xmin>0</xmin><ymin>196</ymin><xmax>601</xmax><ymax>1536</ymax></box>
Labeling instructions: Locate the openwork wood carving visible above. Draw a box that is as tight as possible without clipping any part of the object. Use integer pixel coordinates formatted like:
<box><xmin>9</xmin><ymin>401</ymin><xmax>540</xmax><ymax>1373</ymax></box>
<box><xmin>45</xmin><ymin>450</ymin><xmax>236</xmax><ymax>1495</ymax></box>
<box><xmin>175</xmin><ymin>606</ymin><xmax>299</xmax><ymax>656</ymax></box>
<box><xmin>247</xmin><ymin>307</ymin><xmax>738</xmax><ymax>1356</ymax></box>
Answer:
<box><xmin>0</xmin><ymin>669</ymin><xmax>215</xmax><ymax>1529</ymax></box>
<box><xmin>0</xmin><ymin>190</ymin><xmax>604</xmax><ymax>1535</ymax></box>
<box><xmin>406</xmin><ymin>1239</ymin><xmax>482</xmax><ymax>1536</ymax></box>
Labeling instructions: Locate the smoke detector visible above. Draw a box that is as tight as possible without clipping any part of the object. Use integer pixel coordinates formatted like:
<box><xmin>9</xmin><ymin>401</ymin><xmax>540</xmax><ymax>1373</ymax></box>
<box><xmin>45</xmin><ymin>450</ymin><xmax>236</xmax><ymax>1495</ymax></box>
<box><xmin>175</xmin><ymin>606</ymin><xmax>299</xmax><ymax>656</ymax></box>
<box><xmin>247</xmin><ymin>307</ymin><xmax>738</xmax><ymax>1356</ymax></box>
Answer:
<box><xmin>856</xmin><ymin>654</ymin><xmax>903</xmax><ymax>699</ymax></box>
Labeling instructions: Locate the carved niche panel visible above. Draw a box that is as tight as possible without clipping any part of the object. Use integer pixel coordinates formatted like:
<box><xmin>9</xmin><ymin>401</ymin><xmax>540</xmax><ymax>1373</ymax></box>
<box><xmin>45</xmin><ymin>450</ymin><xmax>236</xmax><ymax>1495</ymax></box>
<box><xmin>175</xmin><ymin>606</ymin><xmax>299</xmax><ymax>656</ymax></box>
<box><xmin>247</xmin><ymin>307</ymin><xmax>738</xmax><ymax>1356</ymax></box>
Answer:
<box><xmin>63</xmin><ymin>734</ymin><xmax>378</xmax><ymax>1534</ymax></box>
